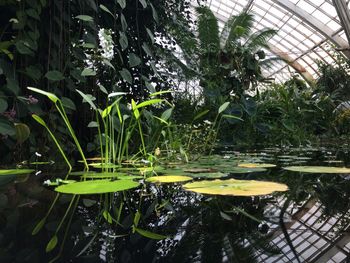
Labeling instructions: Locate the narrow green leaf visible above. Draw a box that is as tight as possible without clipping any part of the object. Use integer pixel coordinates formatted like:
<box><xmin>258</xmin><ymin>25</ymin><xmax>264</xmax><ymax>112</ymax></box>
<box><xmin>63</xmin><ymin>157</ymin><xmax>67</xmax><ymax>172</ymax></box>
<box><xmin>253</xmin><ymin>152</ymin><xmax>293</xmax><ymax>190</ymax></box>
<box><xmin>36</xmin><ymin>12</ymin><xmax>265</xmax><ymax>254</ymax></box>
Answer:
<box><xmin>139</xmin><ymin>0</ymin><xmax>147</xmax><ymax>8</ymax></box>
<box><xmin>131</xmin><ymin>99</ymin><xmax>140</xmax><ymax>120</ymax></box>
<box><xmin>119</xmin><ymin>32</ymin><xmax>128</xmax><ymax>51</ymax></box>
<box><xmin>149</xmin><ymin>90</ymin><xmax>172</xmax><ymax>97</ymax></box>
<box><xmin>134</xmin><ymin>227</ymin><xmax>167</xmax><ymax>240</ymax></box>
<box><xmin>133</xmin><ymin>210</ymin><xmax>141</xmax><ymax>226</ymax></box>
<box><xmin>161</xmin><ymin>108</ymin><xmax>173</xmax><ymax>121</ymax></box>
<box><xmin>136</xmin><ymin>99</ymin><xmax>163</xmax><ymax>109</ymax></box>
<box><xmin>76</xmin><ymin>89</ymin><xmax>97</xmax><ymax>110</ymax></box>
<box><xmin>103</xmin><ymin>59</ymin><xmax>115</xmax><ymax>70</ymax></box>
<box><xmin>145</xmin><ymin>27</ymin><xmax>154</xmax><ymax>44</ymax></box>
<box><xmin>218</xmin><ymin>102</ymin><xmax>230</xmax><ymax>114</ymax></box>
<box><xmin>46</xmin><ymin>235</ymin><xmax>58</xmax><ymax>252</ymax></box>
<box><xmin>99</xmin><ymin>4</ymin><xmax>114</xmax><ymax>17</ymax></box>
<box><xmin>87</xmin><ymin>121</ymin><xmax>98</xmax><ymax>128</ymax></box>
<box><xmin>75</xmin><ymin>15</ymin><xmax>93</xmax><ymax>22</ymax></box>
<box><xmin>27</xmin><ymin>87</ymin><xmax>59</xmax><ymax>103</ymax></box>
<box><xmin>32</xmin><ymin>218</ymin><xmax>46</xmax><ymax>235</ymax></box>
<box><xmin>153</xmin><ymin>116</ymin><xmax>169</xmax><ymax>125</ymax></box>
<box><xmin>120</xmin><ymin>14</ymin><xmax>127</xmax><ymax>31</ymax></box>
<box><xmin>194</xmin><ymin>109</ymin><xmax>209</xmax><ymax>121</ymax></box>
<box><xmin>108</xmin><ymin>92</ymin><xmax>127</xmax><ymax>98</ymax></box>
<box><xmin>222</xmin><ymin>114</ymin><xmax>243</xmax><ymax>121</ymax></box>
<box><xmin>32</xmin><ymin>114</ymin><xmax>46</xmax><ymax>126</ymax></box>
<box><xmin>149</xmin><ymin>3</ymin><xmax>159</xmax><ymax>23</ymax></box>
<box><xmin>117</xmin><ymin>0</ymin><xmax>126</xmax><ymax>9</ymax></box>
<box><xmin>103</xmin><ymin>210</ymin><xmax>113</xmax><ymax>224</ymax></box>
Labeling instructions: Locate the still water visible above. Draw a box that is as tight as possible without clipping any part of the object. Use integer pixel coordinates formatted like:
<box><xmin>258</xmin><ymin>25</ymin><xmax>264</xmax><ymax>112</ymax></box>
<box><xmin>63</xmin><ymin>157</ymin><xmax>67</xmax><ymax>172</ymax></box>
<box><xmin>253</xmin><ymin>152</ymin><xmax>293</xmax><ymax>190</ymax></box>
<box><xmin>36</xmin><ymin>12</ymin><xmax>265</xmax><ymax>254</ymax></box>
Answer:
<box><xmin>1</xmin><ymin>145</ymin><xmax>350</xmax><ymax>263</ymax></box>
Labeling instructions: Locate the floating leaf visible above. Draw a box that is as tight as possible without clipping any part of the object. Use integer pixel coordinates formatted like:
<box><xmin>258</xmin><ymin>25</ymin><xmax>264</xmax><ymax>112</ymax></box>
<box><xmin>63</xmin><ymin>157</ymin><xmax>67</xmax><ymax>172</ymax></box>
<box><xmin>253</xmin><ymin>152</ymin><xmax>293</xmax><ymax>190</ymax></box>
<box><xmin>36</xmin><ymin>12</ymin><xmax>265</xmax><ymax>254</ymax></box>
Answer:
<box><xmin>238</xmin><ymin>163</ymin><xmax>276</xmax><ymax>168</ymax></box>
<box><xmin>225</xmin><ymin>167</ymin><xmax>267</xmax><ymax>174</ymax></box>
<box><xmin>0</xmin><ymin>169</ymin><xmax>34</xmax><ymax>175</ymax></box>
<box><xmin>183</xmin><ymin>179</ymin><xmax>288</xmax><ymax>196</ymax></box>
<box><xmin>55</xmin><ymin>179</ymin><xmax>140</xmax><ymax>194</ymax></box>
<box><xmin>188</xmin><ymin>172</ymin><xmax>229</xmax><ymax>179</ymax></box>
<box><xmin>82</xmin><ymin>172</ymin><xmax>142</xmax><ymax>180</ymax></box>
<box><xmin>283</xmin><ymin>166</ymin><xmax>350</xmax><ymax>174</ymax></box>
<box><xmin>146</xmin><ymin>175</ymin><xmax>192</xmax><ymax>183</ymax></box>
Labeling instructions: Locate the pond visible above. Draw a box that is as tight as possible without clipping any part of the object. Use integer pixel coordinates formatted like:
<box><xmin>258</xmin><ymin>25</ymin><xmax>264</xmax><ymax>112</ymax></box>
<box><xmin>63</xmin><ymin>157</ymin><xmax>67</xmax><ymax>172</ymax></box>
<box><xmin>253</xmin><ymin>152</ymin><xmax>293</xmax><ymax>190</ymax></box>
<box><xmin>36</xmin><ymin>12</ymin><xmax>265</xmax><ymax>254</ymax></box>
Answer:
<box><xmin>1</xmin><ymin>145</ymin><xmax>350</xmax><ymax>263</ymax></box>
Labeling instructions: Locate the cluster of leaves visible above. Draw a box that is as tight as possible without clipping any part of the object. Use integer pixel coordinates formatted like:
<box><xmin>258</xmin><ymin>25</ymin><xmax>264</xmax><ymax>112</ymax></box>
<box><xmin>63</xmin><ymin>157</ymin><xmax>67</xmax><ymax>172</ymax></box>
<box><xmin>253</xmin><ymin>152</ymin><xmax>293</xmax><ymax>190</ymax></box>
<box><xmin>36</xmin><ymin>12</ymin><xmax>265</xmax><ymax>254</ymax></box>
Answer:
<box><xmin>0</xmin><ymin>0</ymin><xmax>194</xmax><ymax>163</ymax></box>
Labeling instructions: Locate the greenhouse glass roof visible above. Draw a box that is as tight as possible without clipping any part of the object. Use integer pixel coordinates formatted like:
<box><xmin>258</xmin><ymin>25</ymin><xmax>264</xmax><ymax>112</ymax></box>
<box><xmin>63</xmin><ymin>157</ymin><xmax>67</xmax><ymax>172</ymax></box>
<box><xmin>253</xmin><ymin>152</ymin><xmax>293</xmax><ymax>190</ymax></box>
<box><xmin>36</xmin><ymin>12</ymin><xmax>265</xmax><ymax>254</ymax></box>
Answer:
<box><xmin>198</xmin><ymin>0</ymin><xmax>350</xmax><ymax>84</ymax></box>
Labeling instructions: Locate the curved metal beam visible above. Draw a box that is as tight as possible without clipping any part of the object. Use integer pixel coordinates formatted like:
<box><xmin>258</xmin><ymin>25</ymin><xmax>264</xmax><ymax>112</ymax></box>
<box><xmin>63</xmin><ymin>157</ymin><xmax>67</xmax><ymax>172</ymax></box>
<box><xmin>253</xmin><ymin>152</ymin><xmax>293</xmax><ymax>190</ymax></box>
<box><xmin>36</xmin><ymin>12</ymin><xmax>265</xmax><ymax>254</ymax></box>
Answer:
<box><xmin>272</xmin><ymin>0</ymin><xmax>350</xmax><ymax>58</ymax></box>
<box><xmin>268</xmin><ymin>45</ymin><xmax>315</xmax><ymax>85</ymax></box>
<box><xmin>332</xmin><ymin>0</ymin><xmax>350</xmax><ymax>44</ymax></box>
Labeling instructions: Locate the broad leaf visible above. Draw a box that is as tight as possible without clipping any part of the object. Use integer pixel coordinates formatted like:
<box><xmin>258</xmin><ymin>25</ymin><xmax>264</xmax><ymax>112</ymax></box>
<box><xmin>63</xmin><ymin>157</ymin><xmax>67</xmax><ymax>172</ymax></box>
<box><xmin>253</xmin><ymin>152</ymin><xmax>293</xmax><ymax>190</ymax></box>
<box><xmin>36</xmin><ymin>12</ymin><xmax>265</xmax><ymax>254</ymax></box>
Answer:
<box><xmin>128</xmin><ymin>53</ymin><xmax>141</xmax><ymax>67</ymax></box>
<box><xmin>81</xmin><ymin>68</ymin><xmax>96</xmax><ymax>76</ymax></box>
<box><xmin>76</xmin><ymin>89</ymin><xmax>97</xmax><ymax>110</ymax></box>
<box><xmin>45</xmin><ymin>70</ymin><xmax>64</xmax><ymax>81</ymax></box>
<box><xmin>75</xmin><ymin>15</ymin><xmax>93</xmax><ymax>22</ymax></box>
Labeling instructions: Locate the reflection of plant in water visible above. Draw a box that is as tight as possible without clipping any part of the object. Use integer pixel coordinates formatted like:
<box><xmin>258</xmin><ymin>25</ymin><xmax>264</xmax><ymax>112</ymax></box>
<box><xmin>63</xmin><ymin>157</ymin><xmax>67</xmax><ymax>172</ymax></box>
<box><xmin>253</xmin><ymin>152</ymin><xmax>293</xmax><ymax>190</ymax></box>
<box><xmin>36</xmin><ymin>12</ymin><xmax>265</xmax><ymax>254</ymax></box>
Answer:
<box><xmin>162</xmin><ymin>196</ymin><xmax>280</xmax><ymax>263</ymax></box>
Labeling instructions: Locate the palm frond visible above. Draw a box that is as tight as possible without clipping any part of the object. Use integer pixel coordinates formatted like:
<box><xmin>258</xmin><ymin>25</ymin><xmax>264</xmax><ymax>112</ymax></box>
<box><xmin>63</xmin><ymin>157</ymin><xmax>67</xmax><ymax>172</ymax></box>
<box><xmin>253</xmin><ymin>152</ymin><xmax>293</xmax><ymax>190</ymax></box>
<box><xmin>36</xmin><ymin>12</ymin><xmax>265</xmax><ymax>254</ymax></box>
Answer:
<box><xmin>245</xmin><ymin>28</ymin><xmax>277</xmax><ymax>52</ymax></box>
<box><xmin>260</xmin><ymin>56</ymin><xmax>282</xmax><ymax>69</ymax></box>
<box><xmin>225</xmin><ymin>12</ymin><xmax>254</xmax><ymax>48</ymax></box>
<box><xmin>196</xmin><ymin>6</ymin><xmax>220</xmax><ymax>52</ymax></box>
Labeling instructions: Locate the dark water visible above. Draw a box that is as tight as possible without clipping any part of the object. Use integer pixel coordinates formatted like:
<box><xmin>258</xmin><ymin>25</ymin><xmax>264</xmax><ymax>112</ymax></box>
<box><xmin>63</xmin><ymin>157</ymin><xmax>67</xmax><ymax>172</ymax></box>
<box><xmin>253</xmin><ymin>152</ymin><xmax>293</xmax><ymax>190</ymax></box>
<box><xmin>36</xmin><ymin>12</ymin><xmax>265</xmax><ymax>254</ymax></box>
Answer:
<box><xmin>1</xmin><ymin>146</ymin><xmax>350</xmax><ymax>263</ymax></box>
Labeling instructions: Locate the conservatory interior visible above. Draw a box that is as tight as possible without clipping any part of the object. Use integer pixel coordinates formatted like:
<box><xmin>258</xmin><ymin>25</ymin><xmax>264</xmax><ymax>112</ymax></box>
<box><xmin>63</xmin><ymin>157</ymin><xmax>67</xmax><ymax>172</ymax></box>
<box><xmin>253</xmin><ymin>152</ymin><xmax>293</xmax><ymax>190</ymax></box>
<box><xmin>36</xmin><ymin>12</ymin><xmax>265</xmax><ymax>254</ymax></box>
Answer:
<box><xmin>1</xmin><ymin>0</ymin><xmax>350</xmax><ymax>262</ymax></box>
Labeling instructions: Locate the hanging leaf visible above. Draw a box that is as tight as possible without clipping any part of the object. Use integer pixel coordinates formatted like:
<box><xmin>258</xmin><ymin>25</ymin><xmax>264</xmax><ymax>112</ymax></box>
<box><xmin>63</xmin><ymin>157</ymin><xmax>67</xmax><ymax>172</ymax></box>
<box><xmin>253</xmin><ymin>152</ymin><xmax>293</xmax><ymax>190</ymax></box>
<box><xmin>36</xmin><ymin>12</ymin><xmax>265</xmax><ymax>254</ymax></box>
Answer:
<box><xmin>139</xmin><ymin>0</ymin><xmax>147</xmax><ymax>8</ymax></box>
<box><xmin>117</xmin><ymin>0</ymin><xmax>126</xmax><ymax>9</ymax></box>
<box><xmin>128</xmin><ymin>53</ymin><xmax>141</xmax><ymax>67</ymax></box>
<box><xmin>0</xmin><ymin>98</ymin><xmax>8</xmax><ymax>113</ymax></box>
<box><xmin>76</xmin><ymin>89</ymin><xmax>97</xmax><ymax>110</ymax></box>
<box><xmin>75</xmin><ymin>15</ymin><xmax>94</xmax><ymax>22</ymax></box>
<box><xmin>145</xmin><ymin>27</ymin><xmax>154</xmax><ymax>44</ymax></box>
<box><xmin>142</xmin><ymin>42</ymin><xmax>153</xmax><ymax>57</ymax></box>
<box><xmin>218</xmin><ymin>102</ymin><xmax>230</xmax><ymax>114</ymax></box>
<box><xmin>45</xmin><ymin>70</ymin><xmax>64</xmax><ymax>81</ymax></box>
<box><xmin>14</xmin><ymin>123</ymin><xmax>30</xmax><ymax>144</ymax></box>
<box><xmin>120</xmin><ymin>14</ymin><xmax>127</xmax><ymax>31</ymax></box>
<box><xmin>119</xmin><ymin>32</ymin><xmax>128</xmax><ymax>51</ymax></box>
<box><xmin>119</xmin><ymin>68</ymin><xmax>132</xmax><ymax>84</ymax></box>
<box><xmin>61</xmin><ymin>97</ymin><xmax>76</xmax><ymax>110</ymax></box>
<box><xmin>99</xmin><ymin>4</ymin><xmax>114</xmax><ymax>17</ymax></box>
<box><xmin>27</xmin><ymin>87</ymin><xmax>59</xmax><ymax>103</ymax></box>
<box><xmin>149</xmin><ymin>3</ymin><xmax>159</xmax><ymax>23</ymax></box>
<box><xmin>81</xmin><ymin>68</ymin><xmax>96</xmax><ymax>76</ymax></box>
<box><xmin>103</xmin><ymin>210</ymin><xmax>113</xmax><ymax>224</ymax></box>
<box><xmin>131</xmin><ymin>99</ymin><xmax>140</xmax><ymax>120</ymax></box>
<box><xmin>103</xmin><ymin>59</ymin><xmax>115</xmax><ymax>70</ymax></box>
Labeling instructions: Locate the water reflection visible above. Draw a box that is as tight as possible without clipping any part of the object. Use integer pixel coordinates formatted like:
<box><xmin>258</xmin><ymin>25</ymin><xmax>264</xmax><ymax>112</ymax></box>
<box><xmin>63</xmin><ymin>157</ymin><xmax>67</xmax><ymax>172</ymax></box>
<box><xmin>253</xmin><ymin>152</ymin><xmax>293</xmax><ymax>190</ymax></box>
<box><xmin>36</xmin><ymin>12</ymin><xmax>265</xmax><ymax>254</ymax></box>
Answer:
<box><xmin>0</xmin><ymin>147</ymin><xmax>350</xmax><ymax>262</ymax></box>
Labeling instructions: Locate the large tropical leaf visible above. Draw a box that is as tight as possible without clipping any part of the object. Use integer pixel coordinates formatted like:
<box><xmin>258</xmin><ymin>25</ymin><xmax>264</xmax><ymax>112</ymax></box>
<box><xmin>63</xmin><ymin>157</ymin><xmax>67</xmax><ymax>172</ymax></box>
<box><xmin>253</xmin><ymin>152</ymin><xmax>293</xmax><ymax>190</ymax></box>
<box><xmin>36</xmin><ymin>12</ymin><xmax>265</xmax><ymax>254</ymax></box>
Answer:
<box><xmin>245</xmin><ymin>28</ymin><xmax>277</xmax><ymax>52</ymax></box>
<box><xmin>196</xmin><ymin>6</ymin><xmax>220</xmax><ymax>53</ymax></box>
<box><xmin>225</xmin><ymin>12</ymin><xmax>254</xmax><ymax>48</ymax></box>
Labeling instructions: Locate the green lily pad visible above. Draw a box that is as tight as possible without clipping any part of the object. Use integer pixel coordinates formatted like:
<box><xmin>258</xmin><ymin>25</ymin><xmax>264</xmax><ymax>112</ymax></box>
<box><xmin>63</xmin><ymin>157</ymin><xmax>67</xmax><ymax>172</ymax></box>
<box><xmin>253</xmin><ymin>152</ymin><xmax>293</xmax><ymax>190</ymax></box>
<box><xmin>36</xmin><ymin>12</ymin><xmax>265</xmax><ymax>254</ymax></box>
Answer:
<box><xmin>55</xmin><ymin>179</ymin><xmax>140</xmax><ymax>194</ymax></box>
<box><xmin>238</xmin><ymin>163</ymin><xmax>276</xmax><ymax>168</ymax></box>
<box><xmin>188</xmin><ymin>172</ymin><xmax>229</xmax><ymax>179</ymax></box>
<box><xmin>226</xmin><ymin>167</ymin><xmax>267</xmax><ymax>173</ymax></box>
<box><xmin>88</xmin><ymin>163</ymin><xmax>121</xmax><ymax>169</ymax></box>
<box><xmin>283</xmin><ymin>166</ymin><xmax>350</xmax><ymax>174</ymax></box>
<box><xmin>0</xmin><ymin>169</ymin><xmax>35</xmax><ymax>175</ymax></box>
<box><xmin>183</xmin><ymin>168</ymin><xmax>217</xmax><ymax>173</ymax></box>
<box><xmin>183</xmin><ymin>179</ymin><xmax>288</xmax><ymax>196</ymax></box>
<box><xmin>146</xmin><ymin>175</ymin><xmax>192</xmax><ymax>183</ymax></box>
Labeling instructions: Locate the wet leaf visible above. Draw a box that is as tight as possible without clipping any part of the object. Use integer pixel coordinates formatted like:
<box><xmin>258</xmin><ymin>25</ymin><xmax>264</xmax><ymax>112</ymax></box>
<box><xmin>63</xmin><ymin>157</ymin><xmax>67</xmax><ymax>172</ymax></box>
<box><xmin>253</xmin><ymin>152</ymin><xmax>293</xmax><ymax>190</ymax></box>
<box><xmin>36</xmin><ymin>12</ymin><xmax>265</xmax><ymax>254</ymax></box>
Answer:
<box><xmin>238</xmin><ymin>163</ymin><xmax>276</xmax><ymax>168</ymax></box>
<box><xmin>183</xmin><ymin>179</ymin><xmax>288</xmax><ymax>196</ymax></box>
<box><xmin>283</xmin><ymin>166</ymin><xmax>350</xmax><ymax>174</ymax></box>
<box><xmin>146</xmin><ymin>175</ymin><xmax>192</xmax><ymax>183</ymax></box>
<box><xmin>55</xmin><ymin>179</ymin><xmax>140</xmax><ymax>194</ymax></box>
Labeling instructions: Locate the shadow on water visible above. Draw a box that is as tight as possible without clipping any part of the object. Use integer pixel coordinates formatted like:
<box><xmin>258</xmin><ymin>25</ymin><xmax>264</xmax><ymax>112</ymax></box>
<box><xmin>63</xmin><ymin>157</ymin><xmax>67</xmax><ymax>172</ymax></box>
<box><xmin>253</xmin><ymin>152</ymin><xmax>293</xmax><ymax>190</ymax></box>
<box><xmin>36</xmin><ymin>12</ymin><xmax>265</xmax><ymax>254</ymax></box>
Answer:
<box><xmin>1</xmin><ymin>146</ymin><xmax>350</xmax><ymax>262</ymax></box>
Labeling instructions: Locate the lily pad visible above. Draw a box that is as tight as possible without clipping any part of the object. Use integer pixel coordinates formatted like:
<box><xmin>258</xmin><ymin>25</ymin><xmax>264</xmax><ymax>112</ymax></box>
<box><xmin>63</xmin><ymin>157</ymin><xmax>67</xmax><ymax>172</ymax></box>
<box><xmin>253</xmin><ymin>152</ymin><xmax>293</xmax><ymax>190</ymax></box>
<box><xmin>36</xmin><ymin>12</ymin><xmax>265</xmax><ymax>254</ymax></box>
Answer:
<box><xmin>238</xmin><ymin>163</ymin><xmax>276</xmax><ymax>168</ymax></box>
<box><xmin>283</xmin><ymin>166</ymin><xmax>350</xmax><ymax>174</ymax></box>
<box><xmin>188</xmin><ymin>172</ymin><xmax>229</xmax><ymax>179</ymax></box>
<box><xmin>183</xmin><ymin>179</ymin><xmax>288</xmax><ymax>196</ymax></box>
<box><xmin>88</xmin><ymin>163</ymin><xmax>121</xmax><ymax>169</ymax></box>
<box><xmin>146</xmin><ymin>175</ymin><xmax>192</xmax><ymax>183</ymax></box>
<box><xmin>0</xmin><ymin>169</ymin><xmax>35</xmax><ymax>175</ymax></box>
<box><xmin>55</xmin><ymin>179</ymin><xmax>140</xmax><ymax>194</ymax></box>
<box><xmin>224</xmin><ymin>167</ymin><xmax>267</xmax><ymax>173</ymax></box>
<box><xmin>183</xmin><ymin>168</ymin><xmax>217</xmax><ymax>173</ymax></box>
